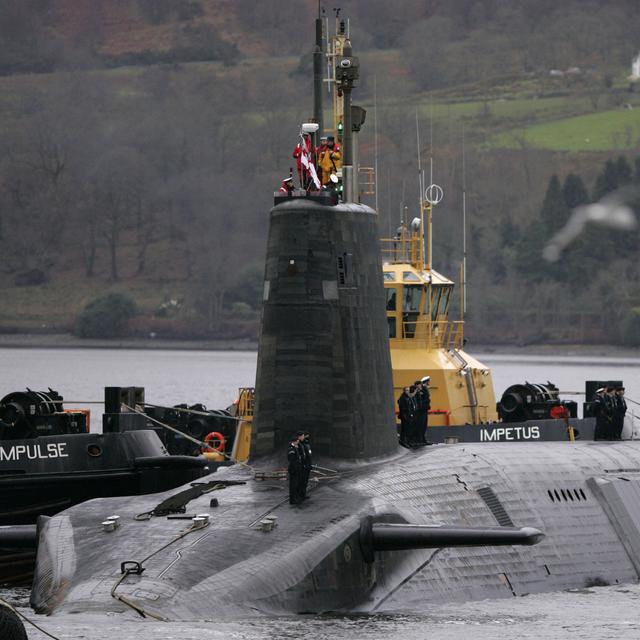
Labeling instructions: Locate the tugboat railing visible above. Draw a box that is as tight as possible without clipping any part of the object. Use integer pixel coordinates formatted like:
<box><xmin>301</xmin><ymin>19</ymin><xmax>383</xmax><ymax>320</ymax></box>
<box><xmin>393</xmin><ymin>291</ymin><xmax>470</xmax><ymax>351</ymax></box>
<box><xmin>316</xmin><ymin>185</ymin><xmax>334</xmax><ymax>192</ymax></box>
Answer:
<box><xmin>380</xmin><ymin>237</ymin><xmax>422</xmax><ymax>266</ymax></box>
<box><xmin>237</xmin><ymin>387</ymin><xmax>255</xmax><ymax>418</ymax></box>
<box><xmin>399</xmin><ymin>319</ymin><xmax>464</xmax><ymax>350</ymax></box>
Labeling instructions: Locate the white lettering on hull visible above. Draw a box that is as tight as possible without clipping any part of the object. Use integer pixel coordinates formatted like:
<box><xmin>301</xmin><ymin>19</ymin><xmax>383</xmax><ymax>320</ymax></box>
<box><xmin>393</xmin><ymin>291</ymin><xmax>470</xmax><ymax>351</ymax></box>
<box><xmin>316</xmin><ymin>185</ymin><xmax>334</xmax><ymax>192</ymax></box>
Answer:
<box><xmin>480</xmin><ymin>426</ymin><xmax>540</xmax><ymax>442</ymax></box>
<box><xmin>0</xmin><ymin>442</ymin><xmax>69</xmax><ymax>462</ymax></box>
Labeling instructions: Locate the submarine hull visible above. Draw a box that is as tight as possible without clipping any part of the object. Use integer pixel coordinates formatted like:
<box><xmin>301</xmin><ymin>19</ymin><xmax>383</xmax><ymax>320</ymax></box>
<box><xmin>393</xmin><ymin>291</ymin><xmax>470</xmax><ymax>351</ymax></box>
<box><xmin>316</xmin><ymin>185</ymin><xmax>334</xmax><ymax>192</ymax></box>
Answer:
<box><xmin>32</xmin><ymin>441</ymin><xmax>640</xmax><ymax>618</ymax></box>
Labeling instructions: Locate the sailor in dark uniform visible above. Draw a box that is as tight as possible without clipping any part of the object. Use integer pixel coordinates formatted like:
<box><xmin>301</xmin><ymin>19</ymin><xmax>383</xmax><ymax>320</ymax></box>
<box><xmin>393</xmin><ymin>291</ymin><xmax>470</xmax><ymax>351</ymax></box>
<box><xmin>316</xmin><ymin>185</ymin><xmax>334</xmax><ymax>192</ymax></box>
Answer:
<box><xmin>301</xmin><ymin>432</ymin><xmax>312</xmax><ymax>499</ymax></box>
<box><xmin>287</xmin><ymin>432</ymin><xmax>305</xmax><ymax>505</ymax></box>
<box><xmin>413</xmin><ymin>380</ymin><xmax>427</xmax><ymax>445</ymax></box>
<box><xmin>593</xmin><ymin>388</ymin><xmax>609</xmax><ymax>440</ymax></box>
<box><xmin>398</xmin><ymin>386</ymin><xmax>415</xmax><ymax>447</ymax></box>
<box><xmin>614</xmin><ymin>387</ymin><xmax>627</xmax><ymax>440</ymax></box>
<box><xmin>604</xmin><ymin>386</ymin><xmax>618</xmax><ymax>440</ymax></box>
<box><xmin>421</xmin><ymin>375</ymin><xmax>431</xmax><ymax>443</ymax></box>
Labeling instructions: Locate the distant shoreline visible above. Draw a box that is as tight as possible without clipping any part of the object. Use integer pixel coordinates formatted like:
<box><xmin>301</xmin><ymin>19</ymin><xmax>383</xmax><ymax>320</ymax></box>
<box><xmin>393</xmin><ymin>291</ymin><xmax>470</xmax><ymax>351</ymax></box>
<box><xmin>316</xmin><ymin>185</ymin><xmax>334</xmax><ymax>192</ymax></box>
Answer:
<box><xmin>0</xmin><ymin>333</ymin><xmax>258</xmax><ymax>351</ymax></box>
<box><xmin>0</xmin><ymin>332</ymin><xmax>638</xmax><ymax>357</ymax></box>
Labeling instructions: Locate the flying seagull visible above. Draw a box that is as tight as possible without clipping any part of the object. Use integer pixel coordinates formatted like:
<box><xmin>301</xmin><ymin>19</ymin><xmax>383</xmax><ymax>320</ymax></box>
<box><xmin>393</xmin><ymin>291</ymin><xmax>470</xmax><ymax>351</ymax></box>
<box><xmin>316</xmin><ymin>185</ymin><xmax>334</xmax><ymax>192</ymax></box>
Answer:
<box><xmin>543</xmin><ymin>186</ymin><xmax>638</xmax><ymax>262</ymax></box>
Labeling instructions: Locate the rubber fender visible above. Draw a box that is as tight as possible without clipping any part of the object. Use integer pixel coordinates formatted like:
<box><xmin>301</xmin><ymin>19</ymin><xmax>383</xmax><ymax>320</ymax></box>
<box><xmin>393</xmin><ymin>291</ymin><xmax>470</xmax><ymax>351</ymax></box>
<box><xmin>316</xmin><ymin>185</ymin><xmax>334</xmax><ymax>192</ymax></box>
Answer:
<box><xmin>0</xmin><ymin>603</ymin><xmax>28</xmax><ymax>640</ymax></box>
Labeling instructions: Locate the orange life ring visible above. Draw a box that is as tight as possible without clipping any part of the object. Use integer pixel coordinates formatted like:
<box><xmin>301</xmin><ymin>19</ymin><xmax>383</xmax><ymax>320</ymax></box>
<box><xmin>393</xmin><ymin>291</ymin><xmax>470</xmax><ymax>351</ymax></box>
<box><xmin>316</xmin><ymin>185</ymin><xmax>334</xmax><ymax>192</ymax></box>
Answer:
<box><xmin>202</xmin><ymin>431</ymin><xmax>225</xmax><ymax>453</ymax></box>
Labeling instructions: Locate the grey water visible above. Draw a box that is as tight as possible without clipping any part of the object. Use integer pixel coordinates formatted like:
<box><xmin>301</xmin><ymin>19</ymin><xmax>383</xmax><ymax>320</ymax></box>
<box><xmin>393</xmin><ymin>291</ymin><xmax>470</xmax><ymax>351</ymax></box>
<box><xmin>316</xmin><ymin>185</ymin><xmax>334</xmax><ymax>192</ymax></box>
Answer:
<box><xmin>2</xmin><ymin>347</ymin><xmax>640</xmax><ymax>639</ymax></box>
<box><xmin>2</xmin><ymin>347</ymin><xmax>640</xmax><ymax>423</ymax></box>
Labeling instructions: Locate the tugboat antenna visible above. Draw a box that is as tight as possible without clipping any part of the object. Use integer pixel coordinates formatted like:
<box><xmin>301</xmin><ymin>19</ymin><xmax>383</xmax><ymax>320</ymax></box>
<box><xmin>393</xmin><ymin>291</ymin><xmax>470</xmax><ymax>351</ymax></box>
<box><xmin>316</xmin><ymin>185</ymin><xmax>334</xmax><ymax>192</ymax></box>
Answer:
<box><xmin>415</xmin><ymin>109</ymin><xmax>426</xmax><ymax>269</ymax></box>
<box><xmin>462</xmin><ymin>124</ymin><xmax>467</xmax><ymax>317</ymax></box>
<box><xmin>429</xmin><ymin>97</ymin><xmax>434</xmax><ymax>185</ymax></box>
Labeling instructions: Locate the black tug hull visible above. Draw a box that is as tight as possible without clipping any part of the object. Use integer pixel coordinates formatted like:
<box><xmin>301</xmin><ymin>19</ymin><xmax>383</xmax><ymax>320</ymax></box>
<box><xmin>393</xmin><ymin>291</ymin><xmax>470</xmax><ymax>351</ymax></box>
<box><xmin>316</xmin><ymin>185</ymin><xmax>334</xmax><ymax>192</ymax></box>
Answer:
<box><xmin>0</xmin><ymin>430</ymin><xmax>208</xmax><ymax>585</ymax></box>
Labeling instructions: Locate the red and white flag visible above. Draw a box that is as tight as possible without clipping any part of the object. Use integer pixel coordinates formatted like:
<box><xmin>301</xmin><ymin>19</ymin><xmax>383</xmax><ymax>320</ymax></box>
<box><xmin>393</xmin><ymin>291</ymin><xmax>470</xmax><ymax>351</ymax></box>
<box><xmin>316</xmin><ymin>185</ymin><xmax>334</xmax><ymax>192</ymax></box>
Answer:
<box><xmin>298</xmin><ymin>134</ymin><xmax>321</xmax><ymax>189</ymax></box>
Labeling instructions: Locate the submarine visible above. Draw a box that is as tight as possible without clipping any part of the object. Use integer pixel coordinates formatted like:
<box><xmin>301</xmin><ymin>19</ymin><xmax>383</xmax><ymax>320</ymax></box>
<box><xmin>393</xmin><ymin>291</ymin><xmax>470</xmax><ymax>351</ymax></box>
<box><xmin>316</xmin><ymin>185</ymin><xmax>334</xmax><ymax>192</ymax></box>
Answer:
<box><xmin>28</xmin><ymin>14</ymin><xmax>640</xmax><ymax>620</ymax></box>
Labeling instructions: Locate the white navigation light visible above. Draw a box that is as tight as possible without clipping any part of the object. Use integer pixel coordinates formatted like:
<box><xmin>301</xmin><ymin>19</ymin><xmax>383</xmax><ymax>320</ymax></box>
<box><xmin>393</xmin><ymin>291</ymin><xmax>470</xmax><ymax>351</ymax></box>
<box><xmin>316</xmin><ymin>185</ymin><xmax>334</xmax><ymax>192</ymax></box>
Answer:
<box><xmin>340</xmin><ymin>58</ymin><xmax>352</xmax><ymax>68</ymax></box>
<box><xmin>410</xmin><ymin>217</ymin><xmax>421</xmax><ymax>231</ymax></box>
<box><xmin>301</xmin><ymin>122</ymin><xmax>320</xmax><ymax>134</ymax></box>
<box><xmin>425</xmin><ymin>183</ymin><xmax>444</xmax><ymax>205</ymax></box>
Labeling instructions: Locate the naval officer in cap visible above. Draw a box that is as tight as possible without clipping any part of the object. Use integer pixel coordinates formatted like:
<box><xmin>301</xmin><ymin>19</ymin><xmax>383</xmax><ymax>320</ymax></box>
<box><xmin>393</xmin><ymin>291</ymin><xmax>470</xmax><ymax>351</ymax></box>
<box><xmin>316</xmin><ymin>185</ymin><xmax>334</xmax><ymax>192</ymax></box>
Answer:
<box><xmin>420</xmin><ymin>376</ymin><xmax>431</xmax><ymax>443</ymax></box>
<box><xmin>278</xmin><ymin>176</ymin><xmax>295</xmax><ymax>195</ymax></box>
<box><xmin>593</xmin><ymin>388</ymin><xmax>608</xmax><ymax>440</ymax></box>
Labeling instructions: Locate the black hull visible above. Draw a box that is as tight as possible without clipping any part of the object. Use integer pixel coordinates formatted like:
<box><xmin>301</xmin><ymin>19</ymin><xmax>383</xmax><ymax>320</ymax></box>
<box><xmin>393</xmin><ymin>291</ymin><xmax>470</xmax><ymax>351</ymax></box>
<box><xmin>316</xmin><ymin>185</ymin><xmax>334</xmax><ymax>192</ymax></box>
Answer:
<box><xmin>0</xmin><ymin>430</ymin><xmax>208</xmax><ymax>585</ymax></box>
<box><xmin>425</xmin><ymin>417</ymin><xmax>596</xmax><ymax>444</ymax></box>
<box><xmin>0</xmin><ymin>549</ymin><xmax>35</xmax><ymax>587</ymax></box>
<box><xmin>0</xmin><ymin>465</ymin><xmax>208</xmax><ymax>526</ymax></box>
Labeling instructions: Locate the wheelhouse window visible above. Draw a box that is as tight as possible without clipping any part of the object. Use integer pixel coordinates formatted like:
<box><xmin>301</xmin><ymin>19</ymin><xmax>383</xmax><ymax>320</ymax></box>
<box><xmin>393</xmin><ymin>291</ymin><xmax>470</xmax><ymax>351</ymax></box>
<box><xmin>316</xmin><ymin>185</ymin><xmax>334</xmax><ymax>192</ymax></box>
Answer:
<box><xmin>427</xmin><ymin>285</ymin><xmax>453</xmax><ymax>320</ymax></box>
<box><xmin>386</xmin><ymin>288</ymin><xmax>397</xmax><ymax>311</ymax></box>
<box><xmin>403</xmin><ymin>285</ymin><xmax>421</xmax><ymax>312</ymax></box>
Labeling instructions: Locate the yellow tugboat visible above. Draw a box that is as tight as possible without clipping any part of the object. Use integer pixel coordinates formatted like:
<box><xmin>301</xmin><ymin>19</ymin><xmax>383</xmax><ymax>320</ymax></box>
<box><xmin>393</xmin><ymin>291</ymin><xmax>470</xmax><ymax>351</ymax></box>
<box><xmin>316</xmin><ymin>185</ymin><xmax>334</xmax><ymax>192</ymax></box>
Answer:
<box><xmin>380</xmin><ymin>215</ymin><xmax>497</xmax><ymax>428</ymax></box>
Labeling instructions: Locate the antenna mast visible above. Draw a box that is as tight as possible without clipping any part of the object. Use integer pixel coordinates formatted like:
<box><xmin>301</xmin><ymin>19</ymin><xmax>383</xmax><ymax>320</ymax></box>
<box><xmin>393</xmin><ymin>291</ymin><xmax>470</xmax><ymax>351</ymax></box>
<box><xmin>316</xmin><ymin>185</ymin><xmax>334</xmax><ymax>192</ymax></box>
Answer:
<box><xmin>421</xmin><ymin>98</ymin><xmax>443</xmax><ymax>273</ymax></box>
<box><xmin>416</xmin><ymin>109</ymin><xmax>425</xmax><ymax>269</ymax></box>
<box><xmin>462</xmin><ymin>125</ymin><xmax>467</xmax><ymax>319</ymax></box>
<box><xmin>312</xmin><ymin>3</ymin><xmax>324</xmax><ymax>137</ymax></box>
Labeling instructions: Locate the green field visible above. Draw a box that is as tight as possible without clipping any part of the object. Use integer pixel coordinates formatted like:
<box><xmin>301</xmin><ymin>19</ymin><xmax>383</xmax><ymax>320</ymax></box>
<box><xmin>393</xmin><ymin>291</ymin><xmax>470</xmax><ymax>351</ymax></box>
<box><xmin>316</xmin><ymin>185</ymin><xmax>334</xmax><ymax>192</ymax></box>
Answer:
<box><xmin>487</xmin><ymin>108</ymin><xmax>640</xmax><ymax>152</ymax></box>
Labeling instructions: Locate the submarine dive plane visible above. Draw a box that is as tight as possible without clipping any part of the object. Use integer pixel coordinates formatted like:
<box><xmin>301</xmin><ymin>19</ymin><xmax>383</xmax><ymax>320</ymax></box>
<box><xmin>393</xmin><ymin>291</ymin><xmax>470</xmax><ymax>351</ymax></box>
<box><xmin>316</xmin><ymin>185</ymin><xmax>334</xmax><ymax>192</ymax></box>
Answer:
<box><xmin>29</xmin><ymin>13</ymin><xmax>640</xmax><ymax>620</ymax></box>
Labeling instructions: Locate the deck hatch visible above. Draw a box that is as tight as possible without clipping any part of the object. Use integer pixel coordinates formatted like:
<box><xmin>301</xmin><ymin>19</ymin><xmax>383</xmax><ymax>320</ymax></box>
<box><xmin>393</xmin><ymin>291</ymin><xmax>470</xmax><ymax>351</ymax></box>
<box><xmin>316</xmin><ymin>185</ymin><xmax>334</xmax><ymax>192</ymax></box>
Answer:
<box><xmin>477</xmin><ymin>486</ymin><xmax>514</xmax><ymax>527</ymax></box>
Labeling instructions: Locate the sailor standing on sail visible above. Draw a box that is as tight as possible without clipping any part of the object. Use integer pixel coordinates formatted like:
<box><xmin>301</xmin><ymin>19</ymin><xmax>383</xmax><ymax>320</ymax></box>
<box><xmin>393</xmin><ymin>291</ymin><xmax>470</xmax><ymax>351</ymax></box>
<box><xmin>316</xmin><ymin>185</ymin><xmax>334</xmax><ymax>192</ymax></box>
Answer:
<box><xmin>288</xmin><ymin>432</ymin><xmax>305</xmax><ymax>505</ymax></box>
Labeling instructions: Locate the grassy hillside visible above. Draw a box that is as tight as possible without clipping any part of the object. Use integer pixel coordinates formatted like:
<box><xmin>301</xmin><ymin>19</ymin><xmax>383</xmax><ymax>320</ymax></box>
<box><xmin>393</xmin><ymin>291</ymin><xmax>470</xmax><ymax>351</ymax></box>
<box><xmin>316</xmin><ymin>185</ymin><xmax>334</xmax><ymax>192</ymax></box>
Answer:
<box><xmin>489</xmin><ymin>107</ymin><xmax>640</xmax><ymax>151</ymax></box>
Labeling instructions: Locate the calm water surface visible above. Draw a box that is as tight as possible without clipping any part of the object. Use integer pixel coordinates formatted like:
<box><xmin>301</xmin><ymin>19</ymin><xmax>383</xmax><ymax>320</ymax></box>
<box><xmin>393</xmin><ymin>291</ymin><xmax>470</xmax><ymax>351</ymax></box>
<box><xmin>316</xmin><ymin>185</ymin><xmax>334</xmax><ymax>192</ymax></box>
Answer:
<box><xmin>2</xmin><ymin>347</ymin><xmax>640</xmax><ymax>639</ymax></box>
<box><xmin>4</xmin><ymin>584</ymin><xmax>640</xmax><ymax>640</ymax></box>
<box><xmin>2</xmin><ymin>347</ymin><xmax>640</xmax><ymax>419</ymax></box>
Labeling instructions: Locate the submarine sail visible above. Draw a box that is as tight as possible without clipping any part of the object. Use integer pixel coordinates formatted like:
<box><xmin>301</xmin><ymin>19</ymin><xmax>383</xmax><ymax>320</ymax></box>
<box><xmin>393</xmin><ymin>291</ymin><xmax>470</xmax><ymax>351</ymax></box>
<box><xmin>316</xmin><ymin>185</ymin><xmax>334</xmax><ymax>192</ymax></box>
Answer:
<box><xmin>252</xmin><ymin>198</ymin><xmax>397</xmax><ymax>459</ymax></box>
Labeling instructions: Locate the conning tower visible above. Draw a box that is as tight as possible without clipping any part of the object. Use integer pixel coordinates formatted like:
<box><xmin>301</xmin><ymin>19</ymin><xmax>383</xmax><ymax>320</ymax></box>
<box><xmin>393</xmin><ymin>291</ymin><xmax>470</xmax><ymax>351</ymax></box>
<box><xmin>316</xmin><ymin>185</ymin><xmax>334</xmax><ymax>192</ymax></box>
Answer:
<box><xmin>252</xmin><ymin>197</ymin><xmax>397</xmax><ymax>460</ymax></box>
<box><xmin>252</xmin><ymin>19</ymin><xmax>396</xmax><ymax>460</ymax></box>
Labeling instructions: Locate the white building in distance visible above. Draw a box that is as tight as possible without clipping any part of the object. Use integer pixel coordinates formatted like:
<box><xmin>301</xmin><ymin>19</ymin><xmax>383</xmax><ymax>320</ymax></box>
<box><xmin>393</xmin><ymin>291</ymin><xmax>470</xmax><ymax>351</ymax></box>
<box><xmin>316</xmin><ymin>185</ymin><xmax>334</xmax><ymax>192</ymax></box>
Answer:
<box><xmin>632</xmin><ymin>52</ymin><xmax>640</xmax><ymax>80</ymax></box>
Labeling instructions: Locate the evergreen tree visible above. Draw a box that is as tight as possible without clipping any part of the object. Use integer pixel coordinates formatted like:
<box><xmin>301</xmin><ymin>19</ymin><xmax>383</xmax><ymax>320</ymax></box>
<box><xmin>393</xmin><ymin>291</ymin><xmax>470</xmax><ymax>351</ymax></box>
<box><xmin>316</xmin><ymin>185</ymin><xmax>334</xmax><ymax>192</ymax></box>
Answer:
<box><xmin>612</xmin><ymin>155</ymin><xmax>638</xmax><ymax>257</ymax></box>
<box><xmin>513</xmin><ymin>221</ymin><xmax>547</xmax><ymax>282</ymax></box>
<box><xmin>555</xmin><ymin>174</ymin><xmax>590</xmax><ymax>284</ymax></box>
<box><xmin>562</xmin><ymin>173</ymin><xmax>588</xmax><ymax>210</ymax></box>
<box><xmin>498</xmin><ymin>216</ymin><xmax>520</xmax><ymax>246</ymax></box>
<box><xmin>539</xmin><ymin>174</ymin><xmax>568</xmax><ymax>232</ymax></box>
<box><xmin>592</xmin><ymin>159</ymin><xmax>619</xmax><ymax>201</ymax></box>
<box><xmin>634</xmin><ymin>156</ymin><xmax>640</xmax><ymax>183</ymax></box>
<box><xmin>615</xmin><ymin>155</ymin><xmax>632</xmax><ymax>186</ymax></box>
<box><xmin>589</xmin><ymin>157</ymin><xmax>638</xmax><ymax>263</ymax></box>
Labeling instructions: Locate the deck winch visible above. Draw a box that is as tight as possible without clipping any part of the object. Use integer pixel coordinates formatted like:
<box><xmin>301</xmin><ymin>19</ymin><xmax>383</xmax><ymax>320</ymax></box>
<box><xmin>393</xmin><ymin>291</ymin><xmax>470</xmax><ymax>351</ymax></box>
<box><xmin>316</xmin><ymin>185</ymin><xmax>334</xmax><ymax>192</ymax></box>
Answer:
<box><xmin>0</xmin><ymin>389</ymin><xmax>87</xmax><ymax>438</ymax></box>
<box><xmin>497</xmin><ymin>382</ymin><xmax>577</xmax><ymax>423</ymax></box>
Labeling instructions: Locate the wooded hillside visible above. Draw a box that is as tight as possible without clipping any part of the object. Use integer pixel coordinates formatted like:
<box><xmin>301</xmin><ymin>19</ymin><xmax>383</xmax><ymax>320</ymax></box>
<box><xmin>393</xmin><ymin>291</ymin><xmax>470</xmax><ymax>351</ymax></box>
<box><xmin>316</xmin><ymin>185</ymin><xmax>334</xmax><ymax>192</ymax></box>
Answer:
<box><xmin>1</xmin><ymin>0</ymin><xmax>640</xmax><ymax>345</ymax></box>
